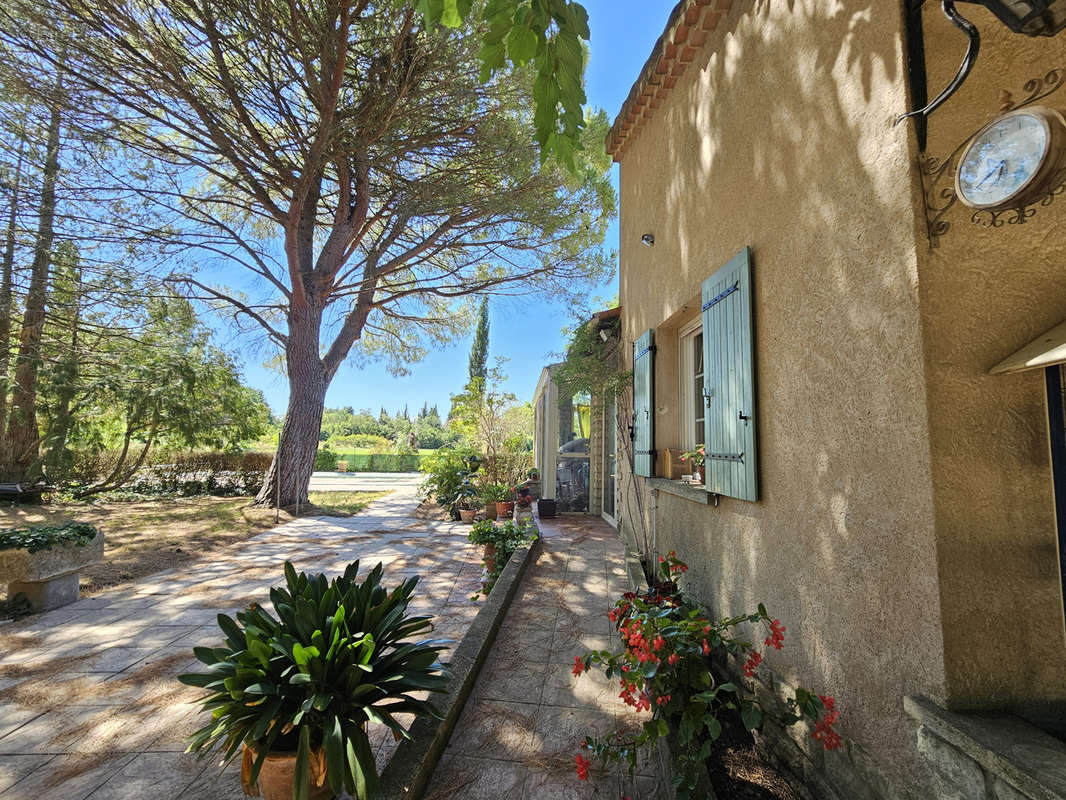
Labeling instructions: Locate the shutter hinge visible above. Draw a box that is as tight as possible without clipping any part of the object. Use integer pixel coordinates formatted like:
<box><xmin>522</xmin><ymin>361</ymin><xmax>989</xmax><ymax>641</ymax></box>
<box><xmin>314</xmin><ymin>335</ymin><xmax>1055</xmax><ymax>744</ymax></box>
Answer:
<box><xmin>707</xmin><ymin>452</ymin><xmax>744</xmax><ymax>462</ymax></box>
<box><xmin>702</xmin><ymin>282</ymin><xmax>739</xmax><ymax>311</ymax></box>
<box><xmin>634</xmin><ymin>344</ymin><xmax>657</xmax><ymax>360</ymax></box>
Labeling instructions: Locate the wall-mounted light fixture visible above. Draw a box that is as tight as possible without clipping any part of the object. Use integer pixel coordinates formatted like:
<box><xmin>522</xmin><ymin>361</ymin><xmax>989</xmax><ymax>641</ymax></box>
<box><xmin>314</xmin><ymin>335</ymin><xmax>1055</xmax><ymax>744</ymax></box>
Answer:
<box><xmin>976</xmin><ymin>0</ymin><xmax>1066</xmax><ymax>35</ymax></box>
<box><xmin>640</xmin><ymin>233</ymin><xmax>655</xmax><ymax>247</ymax></box>
<box><xmin>898</xmin><ymin>0</ymin><xmax>1066</xmax><ymax>128</ymax></box>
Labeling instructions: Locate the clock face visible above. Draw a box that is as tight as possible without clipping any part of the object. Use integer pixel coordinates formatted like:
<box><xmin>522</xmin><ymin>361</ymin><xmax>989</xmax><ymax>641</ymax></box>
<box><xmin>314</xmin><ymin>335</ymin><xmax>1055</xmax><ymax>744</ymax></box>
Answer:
<box><xmin>956</xmin><ymin>112</ymin><xmax>1050</xmax><ymax>208</ymax></box>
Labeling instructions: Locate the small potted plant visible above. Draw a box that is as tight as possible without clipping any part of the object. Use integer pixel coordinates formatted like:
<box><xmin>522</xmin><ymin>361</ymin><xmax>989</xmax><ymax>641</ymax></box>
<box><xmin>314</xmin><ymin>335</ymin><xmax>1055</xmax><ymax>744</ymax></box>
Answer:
<box><xmin>515</xmin><ymin>488</ymin><xmax>534</xmax><ymax>520</ymax></box>
<box><xmin>335</xmin><ymin>459</ymin><xmax>349</xmax><ymax>474</ymax></box>
<box><xmin>484</xmin><ymin>484</ymin><xmax>514</xmax><ymax>518</ymax></box>
<box><xmin>680</xmin><ymin>444</ymin><xmax>706</xmax><ymax>483</ymax></box>
<box><xmin>468</xmin><ymin>519</ymin><xmax>538</xmax><ymax>593</ymax></box>
<box><xmin>180</xmin><ymin>560</ymin><xmax>449</xmax><ymax>800</ymax></box>
<box><xmin>468</xmin><ymin>519</ymin><xmax>500</xmax><ymax>576</ymax></box>
<box><xmin>458</xmin><ymin>500</ymin><xmax>478</xmax><ymax>524</ymax></box>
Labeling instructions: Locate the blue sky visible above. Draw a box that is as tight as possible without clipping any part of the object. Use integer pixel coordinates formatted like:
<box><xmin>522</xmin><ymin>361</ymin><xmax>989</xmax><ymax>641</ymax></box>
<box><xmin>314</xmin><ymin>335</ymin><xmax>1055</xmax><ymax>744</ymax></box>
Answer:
<box><xmin>232</xmin><ymin>2</ymin><xmax>673</xmax><ymax>417</ymax></box>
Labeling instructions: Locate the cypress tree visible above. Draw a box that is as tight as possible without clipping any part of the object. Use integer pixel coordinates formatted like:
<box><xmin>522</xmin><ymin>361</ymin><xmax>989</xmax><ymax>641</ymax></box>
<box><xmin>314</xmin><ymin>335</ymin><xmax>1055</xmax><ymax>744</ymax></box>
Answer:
<box><xmin>467</xmin><ymin>297</ymin><xmax>490</xmax><ymax>384</ymax></box>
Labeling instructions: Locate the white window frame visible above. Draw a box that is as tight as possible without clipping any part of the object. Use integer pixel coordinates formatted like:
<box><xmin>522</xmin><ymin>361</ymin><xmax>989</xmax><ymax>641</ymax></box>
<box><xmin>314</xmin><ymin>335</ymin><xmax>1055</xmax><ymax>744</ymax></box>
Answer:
<box><xmin>678</xmin><ymin>318</ymin><xmax>704</xmax><ymax>451</ymax></box>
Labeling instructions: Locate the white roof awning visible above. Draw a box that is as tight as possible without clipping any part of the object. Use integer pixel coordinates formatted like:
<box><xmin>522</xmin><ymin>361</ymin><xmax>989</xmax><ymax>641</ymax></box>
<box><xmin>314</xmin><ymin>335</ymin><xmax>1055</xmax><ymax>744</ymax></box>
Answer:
<box><xmin>990</xmin><ymin>319</ymin><xmax>1066</xmax><ymax>375</ymax></box>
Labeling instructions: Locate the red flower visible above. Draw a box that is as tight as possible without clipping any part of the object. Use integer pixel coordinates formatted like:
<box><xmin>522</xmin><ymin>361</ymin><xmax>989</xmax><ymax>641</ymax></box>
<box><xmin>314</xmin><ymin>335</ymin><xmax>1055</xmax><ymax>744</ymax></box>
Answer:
<box><xmin>572</xmin><ymin>656</ymin><xmax>587</xmax><ymax>676</ymax></box>
<box><xmin>701</xmin><ymin>638</ymin><xmax>711</xmax><ymax>656</ymax></box>
<box><xmin>742</xmin><ymin>651</ymin><xmax>763</xmax><ymax>677</ymax></box>
<box><xmin>812</xmin><ymin>696</ymin><xmax>842</xmax><ymax>750</ymax></box>
<box><xmin>575</xmin><ymin>753</ymin><xmax>591</xmax><ymax>780</ymax></box>
<box><xmin>764</xmin><ymin>619</ymin><xmax>785</xmax><ymax>650</ymax></box>
<box><xmin>652</xmin><ymin>635</ymin><xmax>665</xmax><ymax>652</ymax></box>
<box><xmin>668</xmin><ymin>652</ymin><xmax>679</xmax><ymax>665</ymax></box>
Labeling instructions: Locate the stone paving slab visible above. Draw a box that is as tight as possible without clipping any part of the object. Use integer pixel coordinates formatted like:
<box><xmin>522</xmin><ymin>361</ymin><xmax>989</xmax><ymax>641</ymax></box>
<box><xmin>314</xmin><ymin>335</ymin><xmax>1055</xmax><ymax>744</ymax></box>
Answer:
<box><xmin>0</xmin><ymin>486</ymin><xmax>484</xmax><ymax>799</ymax></box>
<box><xmin>428</xmin><ymin>514</ymin><xmax>664</xmax><ymax>799</ymax></box>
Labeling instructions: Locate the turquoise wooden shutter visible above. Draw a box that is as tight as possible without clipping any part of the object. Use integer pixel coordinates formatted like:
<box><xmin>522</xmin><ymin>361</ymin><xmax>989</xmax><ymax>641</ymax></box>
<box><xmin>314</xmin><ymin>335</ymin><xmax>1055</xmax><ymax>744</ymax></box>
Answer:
<box><xmin>633</xmin><ymin>329</ymin><xmax>655</xmax><ymax>477</ymax></box>
<box><xmin>701</xmin><ymin>247</ymin><xmax>758</xmax><ymax>501</ymax></box>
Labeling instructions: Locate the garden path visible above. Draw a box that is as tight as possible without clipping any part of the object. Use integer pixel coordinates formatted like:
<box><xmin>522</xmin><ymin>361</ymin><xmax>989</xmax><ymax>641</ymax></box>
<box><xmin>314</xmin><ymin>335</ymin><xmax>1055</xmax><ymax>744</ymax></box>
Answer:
<box><xmin>0</xmin><ymin>484</ymin><xmax>484</xmax><ymax>800</ymax></box>
<box><xmin>428</xmin><ymin>515</ymin><xmax>662</xmax><ymax>799</ymax></box>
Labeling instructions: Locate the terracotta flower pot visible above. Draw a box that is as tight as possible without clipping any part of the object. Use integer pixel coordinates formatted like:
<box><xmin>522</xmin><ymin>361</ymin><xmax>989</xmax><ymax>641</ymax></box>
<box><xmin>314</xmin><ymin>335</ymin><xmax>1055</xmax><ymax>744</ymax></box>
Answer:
<box><xmin>459</xmin><ymin>508</ymin><xmax>477</xmax><ymax>523</ymax></box>
<box><xmin>495</xmin><ymin>501</ymin><xmax>515</xmax><ymax>517</ymax></box>
<box><xmin>483</xmin><ymin>542</ymin><xmax>498</xmax><ymax>575</ymax></box>
<box><xmin>241</xmin><ymin>745</ymin><xmax>333</xmax><ymax>800</ymax></box>
<box><xmin>483</xmin><ymin>503</ymin><xmax>497</xmax><ymax>520</ymax></box>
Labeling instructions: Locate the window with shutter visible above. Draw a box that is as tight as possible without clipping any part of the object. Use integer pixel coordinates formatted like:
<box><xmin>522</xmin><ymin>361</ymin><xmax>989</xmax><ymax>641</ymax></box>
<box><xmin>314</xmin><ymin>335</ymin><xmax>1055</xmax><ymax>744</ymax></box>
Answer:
<box><xmin>633</xmin><ymin>329</ymin><xmax>655</xmax><ymax>477</ymax></box>
<box><xmin>701</xmin><ymin>247</ymin><xmax>758</xmax><ymax>501</ymax></box>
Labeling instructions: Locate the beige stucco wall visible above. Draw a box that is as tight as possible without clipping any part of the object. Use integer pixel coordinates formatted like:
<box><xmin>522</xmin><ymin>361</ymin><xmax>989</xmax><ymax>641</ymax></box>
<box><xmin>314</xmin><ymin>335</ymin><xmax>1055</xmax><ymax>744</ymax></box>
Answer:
<box><xmin>616</xmin><ymin>1</ymin><xmax>1066</xmax><ymax>796</ymax></box>
<box><xmin>916</xmin><ymin>5</ymin><xmax>1066</xmax><ymax>727</ymax></box>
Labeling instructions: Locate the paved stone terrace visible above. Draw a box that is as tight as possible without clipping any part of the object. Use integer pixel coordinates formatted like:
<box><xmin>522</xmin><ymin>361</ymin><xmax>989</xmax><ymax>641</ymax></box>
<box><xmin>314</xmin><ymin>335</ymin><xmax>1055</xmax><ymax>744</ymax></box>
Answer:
<box><xmin>0</xmin><ymin>487</ymin><xmax>485</xmax><ymax>800</ymax></box>
<box><xmin>428</xmin><ymin>515</ymin><xmax>662</xmax><ymax>799</ymax></box>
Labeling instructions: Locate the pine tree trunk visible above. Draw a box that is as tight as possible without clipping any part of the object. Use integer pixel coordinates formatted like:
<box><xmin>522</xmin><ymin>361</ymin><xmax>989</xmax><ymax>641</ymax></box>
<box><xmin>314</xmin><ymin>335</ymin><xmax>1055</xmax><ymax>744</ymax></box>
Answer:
<box><xmin>2</xmin><ymin>71</ymin><xmax>63</xmax><ymax>483</ymax></box>
<box><xmin>0</xmin><ymin>114</ymin><xmax>27</xmax><ymax>439</ymax></box>
<box><xmin>44</xmin><ymin>278</ymin><xmax>80</xmax><ymax>479</ymax></box>
<box><xmin>254</xmin><ymin>304</ymin><xmax>329</xmax><ymax>508</ymax></box>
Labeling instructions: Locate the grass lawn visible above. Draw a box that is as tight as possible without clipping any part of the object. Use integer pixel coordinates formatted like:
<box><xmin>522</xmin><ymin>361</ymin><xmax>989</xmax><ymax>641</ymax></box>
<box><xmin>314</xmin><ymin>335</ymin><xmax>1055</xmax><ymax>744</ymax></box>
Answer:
<box><xmin>0</xmin><ymin>491</ymin><xmax>386</xmax><ymax>597</ymax></box>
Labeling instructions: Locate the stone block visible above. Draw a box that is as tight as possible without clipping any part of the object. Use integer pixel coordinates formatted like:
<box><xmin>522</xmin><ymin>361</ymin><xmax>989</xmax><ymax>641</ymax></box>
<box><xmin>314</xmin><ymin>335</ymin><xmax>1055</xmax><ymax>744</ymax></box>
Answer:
<box><xmin>8</xmin><ymin>571</ymin><xmax>81</xmax><ymax>612</ymax></box>
<box><xmin>917</xmin><ymin>726</ymin><xmax>987</xmax><ymax>800</ymax></box>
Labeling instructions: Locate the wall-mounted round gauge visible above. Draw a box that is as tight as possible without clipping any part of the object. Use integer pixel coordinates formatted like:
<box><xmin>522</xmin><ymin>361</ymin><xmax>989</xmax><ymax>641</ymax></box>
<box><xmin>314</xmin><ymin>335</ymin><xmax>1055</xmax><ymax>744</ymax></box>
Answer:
<box><xmin>955</xmin><ymin>106</ymin><xmax>1066</xmax><ymax>210</ymax></box>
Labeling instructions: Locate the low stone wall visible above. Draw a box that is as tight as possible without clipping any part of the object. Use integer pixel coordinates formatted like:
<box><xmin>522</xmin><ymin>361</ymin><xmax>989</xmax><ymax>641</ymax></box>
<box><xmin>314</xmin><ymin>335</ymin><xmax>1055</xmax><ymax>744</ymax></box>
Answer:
<box><xmin>379</xmin><ymin>535</ymin><xmax>541</xmax><ymax>799</ymax></box>
<box><xmin>905</xmin><ymin>695</ymin><xmax>1066</xmax><ymax>800</ymax></box>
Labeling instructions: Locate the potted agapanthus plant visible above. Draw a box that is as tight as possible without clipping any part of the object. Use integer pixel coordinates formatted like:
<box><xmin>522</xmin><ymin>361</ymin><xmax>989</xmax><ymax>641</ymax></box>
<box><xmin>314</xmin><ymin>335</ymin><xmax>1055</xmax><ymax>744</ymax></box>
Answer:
<box><xmin>179</xmin><ymin>560</ymin><xmax>449</xmax><ymax>800</ymax></box>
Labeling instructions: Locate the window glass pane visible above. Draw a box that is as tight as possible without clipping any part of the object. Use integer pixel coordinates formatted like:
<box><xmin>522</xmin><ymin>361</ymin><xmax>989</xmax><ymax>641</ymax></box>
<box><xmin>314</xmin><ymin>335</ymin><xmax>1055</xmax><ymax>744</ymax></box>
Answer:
<box><xmin>693</xmin><ymin>332</ymin><xmax>704</xmax><ymax>442</ymax></box>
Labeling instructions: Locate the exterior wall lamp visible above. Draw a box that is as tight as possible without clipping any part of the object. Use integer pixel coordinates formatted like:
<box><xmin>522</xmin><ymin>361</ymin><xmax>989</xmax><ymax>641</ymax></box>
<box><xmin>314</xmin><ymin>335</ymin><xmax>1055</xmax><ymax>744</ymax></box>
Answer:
<box><xmin>898</xmin><ymin>0</ymin><xmax>1066</xmax><ymax>129</ymax></box>
<box><xmin>640</xmin><ymin>233</ymin><xmax>655</xmax><ymax>247</ymax></box>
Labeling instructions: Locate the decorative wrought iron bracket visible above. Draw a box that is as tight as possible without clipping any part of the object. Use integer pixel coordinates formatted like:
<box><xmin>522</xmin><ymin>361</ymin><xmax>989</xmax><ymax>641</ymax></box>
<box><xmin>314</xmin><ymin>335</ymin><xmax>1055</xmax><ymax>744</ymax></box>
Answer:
<box><xmin>917</xmin><ymin>67</ymin><xmax>1066</xmax><ymax>246</ymax></box>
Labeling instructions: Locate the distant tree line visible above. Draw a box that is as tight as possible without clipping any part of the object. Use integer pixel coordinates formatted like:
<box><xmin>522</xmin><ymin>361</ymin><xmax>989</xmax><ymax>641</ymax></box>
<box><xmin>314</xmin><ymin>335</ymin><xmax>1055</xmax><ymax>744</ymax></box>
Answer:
<box><xmin>318</xmin><ymin>403</ymin><xmax>459</xmax><ymax>452</ymax></box>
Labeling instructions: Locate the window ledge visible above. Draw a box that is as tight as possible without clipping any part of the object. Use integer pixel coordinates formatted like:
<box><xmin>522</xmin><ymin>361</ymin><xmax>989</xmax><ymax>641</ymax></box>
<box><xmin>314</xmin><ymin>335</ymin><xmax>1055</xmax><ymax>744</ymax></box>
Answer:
<box><xmin>645</xmin><ymin>477</ymin><xmax>712</xmax><ymax>505</ymax></box>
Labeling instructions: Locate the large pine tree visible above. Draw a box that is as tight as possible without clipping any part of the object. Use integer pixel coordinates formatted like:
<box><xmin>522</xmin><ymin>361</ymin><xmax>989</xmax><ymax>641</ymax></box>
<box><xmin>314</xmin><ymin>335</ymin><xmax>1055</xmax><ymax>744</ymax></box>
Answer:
<box><xmin>2</xmin><ymin>1</ymin><xmax>615</xmax><ymax>506</ymax></box>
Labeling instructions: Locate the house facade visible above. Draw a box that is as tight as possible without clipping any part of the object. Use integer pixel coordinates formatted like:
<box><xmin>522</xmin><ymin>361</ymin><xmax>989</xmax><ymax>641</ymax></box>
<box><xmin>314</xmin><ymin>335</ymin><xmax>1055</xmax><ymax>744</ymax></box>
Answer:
<box><xmin>611</xmin><ymin>1</ymin><xmax>1066</xmax><ymax>798</ymax></box>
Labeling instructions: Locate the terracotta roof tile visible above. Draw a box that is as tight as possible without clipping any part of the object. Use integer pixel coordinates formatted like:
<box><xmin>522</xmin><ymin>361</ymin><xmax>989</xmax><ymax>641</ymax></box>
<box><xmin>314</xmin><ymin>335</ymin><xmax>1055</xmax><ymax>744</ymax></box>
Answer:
<box><xmin>606</xmin><ymin>0</ymin><xmax>729</xmax><ymax>160</ymax></box>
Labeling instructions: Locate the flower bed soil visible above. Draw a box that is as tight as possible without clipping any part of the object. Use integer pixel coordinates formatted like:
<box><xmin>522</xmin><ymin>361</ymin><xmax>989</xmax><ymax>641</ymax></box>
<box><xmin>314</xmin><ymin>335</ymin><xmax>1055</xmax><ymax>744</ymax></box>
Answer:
<box><xmin>706</xmin><ymin>710</ymin><xmax>799</xmax><ymax>800</ymax></box>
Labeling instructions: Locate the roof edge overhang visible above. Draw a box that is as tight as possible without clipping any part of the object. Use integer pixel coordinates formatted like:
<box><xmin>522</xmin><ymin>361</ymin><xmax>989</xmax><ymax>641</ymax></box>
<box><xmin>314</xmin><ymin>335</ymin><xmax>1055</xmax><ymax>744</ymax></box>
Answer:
<box><xmin>991</xmin><ymin>318</ymin><xmax>1066</xmax><ymax>375</ymax></box>
<box><xmin>606</xmin><ymin>0</ymin><xmax>735</xmax><ymax>162</ymax></box>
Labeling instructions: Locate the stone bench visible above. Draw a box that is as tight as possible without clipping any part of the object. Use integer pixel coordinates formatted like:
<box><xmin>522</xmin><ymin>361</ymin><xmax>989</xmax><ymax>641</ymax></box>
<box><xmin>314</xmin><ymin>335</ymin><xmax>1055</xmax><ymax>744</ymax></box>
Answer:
<box><xmin>0</xmin><ymin>482</ymin><xmax>51</xmax><ymax>503</ymax></box>
<box><xmin>0</xmin><ymin>532</ymin><xmax>104</xmax><ymax>612</ymax></box>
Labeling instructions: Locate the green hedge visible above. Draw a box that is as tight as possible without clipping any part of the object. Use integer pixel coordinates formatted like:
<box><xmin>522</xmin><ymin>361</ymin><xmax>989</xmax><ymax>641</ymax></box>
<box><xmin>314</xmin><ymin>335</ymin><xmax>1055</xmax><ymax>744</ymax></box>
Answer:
<box><xmin>332</xmin><ymin>453</ymin><xmax>424</xmax><ymax>472</ymax></box>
